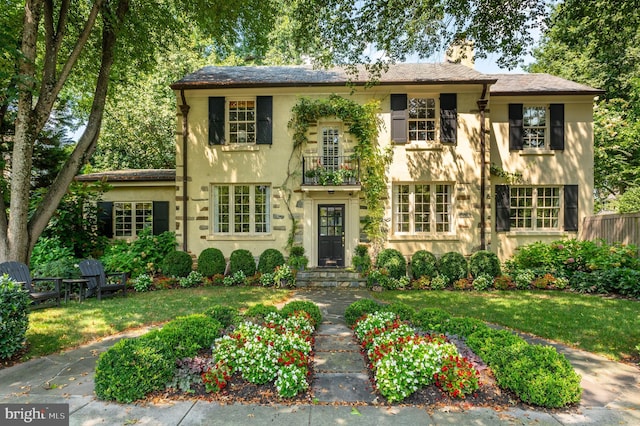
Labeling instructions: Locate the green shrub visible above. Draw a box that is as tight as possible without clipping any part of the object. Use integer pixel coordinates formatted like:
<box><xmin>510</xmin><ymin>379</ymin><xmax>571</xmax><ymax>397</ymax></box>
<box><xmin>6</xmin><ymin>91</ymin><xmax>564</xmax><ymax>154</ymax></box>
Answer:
<box><xmin>290</xmin><ymin>246</ymin><xmax>305</xmax><ymax>257</ymax></box>
<box><xmin>465</xmin><ymin>328</ymin><xmax>527</xmax><ymax>365</ymax></box>
<box><xmin>438</xmin><ymin>252</ymin><xmax>468</xmax><ymax>284</ymax></box>
<box><xmin>352</xmin><ymin>245</ymin><xmax>372</xmax><ymax>273</ymax></box>
<box><xmin>438</xmin><ymin>317</ymin><xmax>485</xmax><ymax>337</ymax></box>
<box><xmin>0</xmin><ymin>275</ymin><xmax>31</xmax><ymax>360</ymax></box>
<box><xmin>94</xmin><ymin>333</ymin><xmax>175</xmax><ymax>402</ymax></box>
<box><xmin>161</xmin><ymin>250</ymin><xmax>193</xmax><ymax>278</ymax></box>
<box><xmin>229</xmin><ymin>249</ymin><xmax>256</xmax><ymax>277</ymax></box>
<box><xmin>160</xmin><ymin>314</ymin><xmax>223</xmax><ymax>357</ymax></box>
<box><xmin>132</xmin><ymin>274</ymin><xmax>153</xmax><ymax>292</ymax></box>
<box><xmin>410</xmin><ymin>250</ymin><xmax>438</xmax><ymax>279</ymax></box>
<box><xmin>493</xmin><ymin>275</ymin><xmax>513</xmax><ymax>290</ymax></box>
<box><xmin>382</xmin><ymin>302</ymin><xmax>414</xmax><ymax>322</ymax></box>
<box><xmin>469</xmin><ymin>250</ymin><xmax>501</xmax><ymax>278</ymax></box>
<box><xmin>178</xmin><ymin>271</ymin><xmax>203</xmax><ymax>288</ymax></box>
<box><xmin>514</xmin><ymin>269</ymin><xmax>535</xmax><ymax>290</ymax></box>
<box><xmin>30</xmin><ymin>236</ymin><xmax>79</xmax><ymax>278</ymax></box>
<box><xmin>375</xmin><ymin>248</ymin><xmax>407</xmax><ymax>279</ymax></box>
<box><xmin>413</xmin><ymin>308</ymin><xmax>451</xmax><ymax>331</ymax></box>
<box><xmin>472</xmin><ymin>273</ymin><xmax>493</xmax><ymax>291</ymax></box>
<box><xmin>615</xmin><ymin>187</ymin><xmax>640</xmax><ymax>213</ymax></box>
<box><xmin>344</xmin><ymin>299</ymin><xmax>383</xmax><ymax>327</ymax></box>
<box><xmin>430</xmin><ymin>274</ymin><xmax>447</xmax><ymax>290</ymax></box>
<box><xmin>492</xmin><ymin>344</ymin><xmax>582</xmax><ymax>408</ymax></box>
<box><xmin>101</xmin><ymin>229</ymin><xmax>177</xmax><ymax>278</ymax></box>
<box><xmin>244</xmin><ymin>304</ymin><xmax>279</xmax><ymax>321</ymax></box>
<box><xmin>280</xmin><ymin>301</ymin><xmax>322</xmax><ymax>327</ymax></box>
<box><xmin>204</xmin><ymin>305</ymin><xmax>240</xmax><ymax>328</ymax></box>
<box><xmin>257</xmin><ymin>248</ymin><xmax>286</xmax><ymax>274</ymax></box>
<box><xmin>197</xmin><ymin>248</ymin><xmax>226</xmax><ymax>277</ymax></box>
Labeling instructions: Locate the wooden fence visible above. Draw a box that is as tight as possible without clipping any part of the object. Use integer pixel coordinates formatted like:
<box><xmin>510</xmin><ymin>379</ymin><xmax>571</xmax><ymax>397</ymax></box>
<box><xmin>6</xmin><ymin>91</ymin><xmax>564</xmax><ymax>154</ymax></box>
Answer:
<box><xmin>580</xmin><ymin>213</ymin><xmax>640</xmax><ymax>246</ymax></box>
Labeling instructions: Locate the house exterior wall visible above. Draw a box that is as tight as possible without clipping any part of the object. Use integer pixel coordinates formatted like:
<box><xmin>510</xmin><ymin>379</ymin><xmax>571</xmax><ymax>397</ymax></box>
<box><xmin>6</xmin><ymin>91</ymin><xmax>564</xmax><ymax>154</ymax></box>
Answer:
<box><xmin>489</xmin><ymin>95</ymin><xmax>595</xmax><ymax>259</ymax></box>
<box><xmin>174</xmin><ymin>77</ymin><xmax>596</xmax><ymax>263</ymax></box>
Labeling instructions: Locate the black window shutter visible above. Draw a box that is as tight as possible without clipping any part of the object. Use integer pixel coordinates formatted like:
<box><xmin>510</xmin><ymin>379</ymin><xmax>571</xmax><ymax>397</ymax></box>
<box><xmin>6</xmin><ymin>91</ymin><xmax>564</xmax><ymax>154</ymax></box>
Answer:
<box><xmin>390</xmin><ymin>94</ymin><xmax>407</xmax><ymax>144</ymax></box>
<box><xmin>97</xmin><ymin>201</ymin><xmax>113</xmax><ymax>238</ymax></box>
<box><xmin>152</xmin><ymin>201</ymin><xmax>170</xmax><ymax>235</ymax></box>
<box><xmin>509</xmin><ymin>104</ymin><xmax>523</xmax><ymax>150</ymax></box>
<box><xmin>495</xmin><ymin>185</ymin><xmax>511</xmax><ymax>232</ymax></box>
<box><xmin>550</xmin><ymin>104</ymin><xmax>565</xmax><ymax>150</ymax></box>
<box><xmin>208</xmin><ymin>97</ymin><xmax>225</xmax><ymax>145</ymax></box>
<box><xmin>256</xmin><ymin>96</ymin><xmax>273</xmax><ymax>145</ymax></box>
<box><xmin>440</xmin><ymin>93</ymin><xmax>457</xmax><ymax>144</ymax></box>
<box><xmin>564</xmin><ymin>185</ymin><xmax>579</xmax><ymax>232</ymax></box>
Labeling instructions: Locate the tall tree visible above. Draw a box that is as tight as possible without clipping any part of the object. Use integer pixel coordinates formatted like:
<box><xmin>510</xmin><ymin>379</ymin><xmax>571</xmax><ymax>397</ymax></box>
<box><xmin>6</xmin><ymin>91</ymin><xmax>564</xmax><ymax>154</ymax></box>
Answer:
<box><xmin>528</xmin><ymin>0</ymin><xmax>640</xmax><ymax>204</ymax></box>
<box><xmin>2</xmin><ymin>0</ymin><xmax>546</xmax><ymax>263</ymax></box>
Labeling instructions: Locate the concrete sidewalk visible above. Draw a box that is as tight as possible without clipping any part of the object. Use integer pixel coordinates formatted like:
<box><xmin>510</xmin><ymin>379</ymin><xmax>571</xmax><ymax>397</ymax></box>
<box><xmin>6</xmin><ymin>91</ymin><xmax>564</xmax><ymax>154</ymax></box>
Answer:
<box><xmin>1</xmin><ymin>289</ymin><xmax>639</xmax><ymax>425</ymax></box>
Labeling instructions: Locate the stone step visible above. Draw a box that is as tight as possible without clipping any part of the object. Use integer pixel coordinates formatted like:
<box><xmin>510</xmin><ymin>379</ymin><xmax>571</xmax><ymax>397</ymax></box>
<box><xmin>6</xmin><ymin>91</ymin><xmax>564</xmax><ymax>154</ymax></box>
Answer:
<box><xmin>296</xmin><ymin>269</ymin><xmax>367</xmax><ymax>288</ymax></box>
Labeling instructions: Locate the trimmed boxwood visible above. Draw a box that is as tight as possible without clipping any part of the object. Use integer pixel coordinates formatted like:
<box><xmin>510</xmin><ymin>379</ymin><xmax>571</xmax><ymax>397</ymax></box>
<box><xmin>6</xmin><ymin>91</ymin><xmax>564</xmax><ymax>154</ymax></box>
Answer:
<box><xmin>413</xmin><ymin>307</ymin><xmax>451</xmax><ymax>331</ymax></box>
<box><xmin>438</xmin><ymin>251</ymin><xmax>468</xmax><ymax>284</ymax></box>
<box><xmin>411</xmin><ymin>250</ymin><xmax>438</xmax><ymax>279</ymax></box>
<box><xmin>0</xmin><ymin>276</ymin><xmax>31</xmax><ymax>360</ymax></box>
<box><xmin>375</xmin><ymin>248</ymin><xmax>407</xmax><ymax>279</ymax></box>
<box><xmin>280</xmin><ymin>301</ymin><xmax>322</xmax><ymax>327</ymax></box>
<box><xmin>469</xmin><ymin>250</ymin><xmax>501</xmax><ymax>278</ymax></box>
<box><xmin>257</xmin><ymin>248</ymin><xmax>285</xmax><ymax>274</ymax></box>
<box><xmin>244</xmin><ymin>303</ymin><xmax>279</xmax><ymax>321</ymax></box>
<box><xmin>382</xmin><ymin>302</ymin><xmax>415</xmax><ymax>322</ymax></box>
<box><xmin>204</xmin><ymin>305</ymin><xmax>240</xmax><ymax>328</ymax></box>
<box><xmin>344</xmin><ymin>299</ymin><xmax>383</xmax><ymax>327</ymax></box>
<box><xmin>197</xmin><ymin>248</ymin><xmax>226</xmax><ymax>277</ymax></box>
<box><xmin>160</xmin><ymin>314</ymin><xmax>223</xmax><ymax>356</ymax></box>
<box><xmin>229</xmin><ymin>249</ymin><xmax>256</xmax><ymax>277</ymax></box>
<box><xmin>162</xmin><ymin>250</ymin><xmax>193</xmax><ymax>278</ymax></box>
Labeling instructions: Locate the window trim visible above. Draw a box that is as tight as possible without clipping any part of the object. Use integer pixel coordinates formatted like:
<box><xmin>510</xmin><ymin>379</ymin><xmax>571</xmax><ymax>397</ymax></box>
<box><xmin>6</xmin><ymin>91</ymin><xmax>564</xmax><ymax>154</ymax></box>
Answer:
<box><xmin>392</xmin><ymin>182</ymin><xmax>454</xmax><ymax>236</ymax></box>
<box><xmin>113</xmin><ymin>201</ymin><xmax>153</xmax><ymax>238</ymax></box>
<box><xmin>211</xmin><ymin>184</ymin><xmax>271</xmax><ymax>235</ymax></box>
<box><xmin>509</xmin><ymin>185</ymin><xmax>563</xmax><ymax>231</ymax></box>
<box><xmin>226</xmin><ymin>97</ymin><xmax>257</xmax><ymax>145</ymax></box>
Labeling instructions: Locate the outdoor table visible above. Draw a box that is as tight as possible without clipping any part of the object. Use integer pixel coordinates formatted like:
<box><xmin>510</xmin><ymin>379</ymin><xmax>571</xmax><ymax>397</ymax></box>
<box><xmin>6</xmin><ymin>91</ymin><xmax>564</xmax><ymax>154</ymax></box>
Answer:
<box><xmin>63</xmin><ymin>278</ymin><xmax>90</xmax><ymax>302</ymax></box>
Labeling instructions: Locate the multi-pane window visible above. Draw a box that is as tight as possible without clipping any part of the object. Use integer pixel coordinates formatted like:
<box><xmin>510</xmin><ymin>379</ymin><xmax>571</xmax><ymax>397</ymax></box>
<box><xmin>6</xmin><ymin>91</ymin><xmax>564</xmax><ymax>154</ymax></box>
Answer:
<box><xmin>408</xmin><ymin>97</ymin><xmax>436</xmax><ymax>142</ymax></box>
<box><xmin>394</xmin><ymin>183</ymin><xmax>452</xmax><ymax>234</ymax></box>
<box><xmin>228</xmin><ymin>99</ymin><xmax>256</xmax><ymax>144</ymax></box>
<box><xmin>510</xmin><ymin>186</ymin><xmax>560</xmax><ymax>229</ymax></box>
<box><xmin>321</xmin><ymin>126</ymin><xmax>340</xmax><ymax>169</ymax></box>
<box><xmin>213</xmin><ymin>185</ymin><xmax>270</xmax><ymax>234</ymax></box>
<box><xmin>114</xmin><ymin>202</ymin><xmax>152</xmax><ymax>237</ymax></box>
<box><xmin>523</xmin><ymin>106</ymin><xmax>547</xmax><ymax>149</ymax></box>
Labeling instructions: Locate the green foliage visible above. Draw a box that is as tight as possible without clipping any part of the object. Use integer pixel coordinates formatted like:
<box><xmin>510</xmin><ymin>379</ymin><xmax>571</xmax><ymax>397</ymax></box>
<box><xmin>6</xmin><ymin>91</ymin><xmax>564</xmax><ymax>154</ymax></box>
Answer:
<box><xmin>161</xmin><ymin>250</ymin><xmax>193</xmax><ymax>278</ymax></box>
<box><xmin>273</xmin><ymin>264</ymin><xmax>295</xmax><ymax>288</ymax></box>
<box><xmin>469</xmin><ymin>250</ymin><xmax>501</xmax><ymax>278</ymax></box>
<box><xmin>257</xmin><ymin>248</ymin><xmax>286</xmax><ymax>274</ymax></box>
<box><xmin>465</xmin><ymin>328</ymin><xmax>528</xmax><ymax>365</ymax></box>
<box><xmin>0</xmin><ymin>275</ymin><xmax>31</xmax><ymax>360</ymax></box>
<box><xmin>411</xmin><ymin>250</ymin><xmax>438</xmax><ymax>279</ymax></box>
<box><xmin>290</xmin><ymin>246</ymin><xmax>305</xmax><ymax>257</ymax></box>
<box><xmin>375</xmin><ymin>248</ymin><xmax>407</xmax><ymax>279</ymax></box>
<box><xmin>132</xmin><ymin>274</ymin><xmax>153</xmax><ymax>292</ymax></box>
<box><xmin>30</xmin><ymin>236</ymin><xmax>79</xmax><ymax>278</ymax></box>
<box><xmin>280</xmin><ymin>301</ymin><xmax>322</xmax><ymax>327</ymax></box>
<box><xmin>204</xmin><ymin>305</ymin><xmax>240</xmax><ymax>328</ymax></box>
<box><xmin>229</xmin><ymin>249</ymin><xmax>256</xmax><ymax>277</ymax></box>
<box><xmin>615</xmin><ymin>187</ymin><xmax>640</xmax><ymax>213</ymax></box>
<box><xmin>429</xmin><ymin>274</ymin><xmax>448</xmax><ymax>290</ymax></box>
<box><xmin>244</xmin><ymin>304</ymin><xmax>279</xmax><ymax>322</ymax></box>
<box><xmin>438</xmin><ymin>317</ymin><xmax>485</xmax><ymax>337</ymax></box>
<box><xmin>437</xmin><ymin>252</ymin><xmax>468</xmax><ymax>284</ymax></box>
<box><xmin>413</xmin><ymin>308</ymin><xmax>451</xmax><ymax>331</ymax></box>
<box><xmin>178</xmin><ymin>271</ymin><xmax>204</xmax><ymax>288</ymax></box>
<box><xmin>344</xmin><ymin>299</ymin><xmax>383</xmax><ymax>327</ymax></box>
<box><xmin>513</xmin><ymin>269</ymin><xmax>535</xmax><ymax>290</ymax></box>
<box><xmin>352</xmin><ymin>245</ymin><xmax>372</xmax><ymax>274</ymax></box>
<box><xmin>94</xmin><ymin>334</ymin><xmax>175</xmax><ymax>403</ymax></box>
<box><xmin>160</xmin><ymin>314</ymin><xmax>223</xmax><ymax>356</ymax></box>
<box><xmin>197</xmin><ymin>248</ymin><xmax>227</xmax><ymax>277</ymax></box>
<box><xmin>382</xmin><ymin>302</ymin><xmax>415</xmax><ymax>322</ymax></box>
<box><xmin>493</xmin><ymin>344</ymin><xmax>582</xmax><ymax>408</ymax></box>
<box><xmin>101</xmin><ymin>229</ymin><xmax>177</xmax><ymax>278</ymax></box>
<box><xmin>472</xmin><ymin>274</ymin><xmax>494</xmax><ymax>291</ymax></box>
<box><xmin>287</xmin><ymin>246</ymin><xmax>309</xmax><ymax>271</ymax></box>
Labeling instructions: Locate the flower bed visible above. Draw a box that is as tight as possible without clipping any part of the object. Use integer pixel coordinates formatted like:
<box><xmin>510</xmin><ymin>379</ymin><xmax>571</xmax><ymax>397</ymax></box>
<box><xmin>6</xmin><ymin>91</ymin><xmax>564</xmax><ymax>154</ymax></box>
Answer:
<box><xmin>353</xmin><ymin>311</ymin><xmax>479</xmax><ymax>403</ymax></box>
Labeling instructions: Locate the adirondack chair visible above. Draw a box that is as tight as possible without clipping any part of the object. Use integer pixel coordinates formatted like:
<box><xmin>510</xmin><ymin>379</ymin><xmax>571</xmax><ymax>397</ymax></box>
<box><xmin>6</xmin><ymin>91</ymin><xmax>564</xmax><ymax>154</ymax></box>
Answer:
<box><xmin>79</xmin><ymin>259</ymin><xmax>127</xmax><ymax>300</ymax></box>
<box><xmin>0</xmin><ymin>261</ymin><xmax>61</xmax><ymax>307</ymax></box>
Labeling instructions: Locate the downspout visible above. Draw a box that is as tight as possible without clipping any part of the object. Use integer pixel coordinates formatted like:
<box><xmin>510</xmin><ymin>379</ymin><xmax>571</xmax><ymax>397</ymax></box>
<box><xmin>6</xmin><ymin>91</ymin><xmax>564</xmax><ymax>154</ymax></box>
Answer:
<box><xmin>477</xmin><ymin>84</ymin><xmax>489</xmax><ymax>251</ymax></box>
<box><xmin>180</xmin><ymin>90</ymin><xmax>190</xmax><ymax>252</ymax></box>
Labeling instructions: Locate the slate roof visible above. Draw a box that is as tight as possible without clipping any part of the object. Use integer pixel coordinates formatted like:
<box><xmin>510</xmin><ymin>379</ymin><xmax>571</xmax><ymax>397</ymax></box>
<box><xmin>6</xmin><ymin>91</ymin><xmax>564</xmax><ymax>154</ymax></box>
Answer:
<box><xmin>489</xmin><ymin>73</ymin><xmax>604</xmax><ymax>96</ymax></box>
<box><xmin>75</xmin><ymin>169</ymin><xmax>176</xmax><ymax>182</ymax></box>
<box><xmin>170</xmin><ymin>63</ymin><xmax>497</xmax><ymax>89</ymax></box>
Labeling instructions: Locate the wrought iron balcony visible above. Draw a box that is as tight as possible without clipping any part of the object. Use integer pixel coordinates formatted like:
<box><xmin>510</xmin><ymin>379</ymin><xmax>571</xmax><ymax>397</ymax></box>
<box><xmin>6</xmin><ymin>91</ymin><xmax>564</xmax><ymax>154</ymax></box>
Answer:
<box><xmin>302</xmin><ymin>156</ymin><xmax>360</xmax><ymax>186</ymax></box>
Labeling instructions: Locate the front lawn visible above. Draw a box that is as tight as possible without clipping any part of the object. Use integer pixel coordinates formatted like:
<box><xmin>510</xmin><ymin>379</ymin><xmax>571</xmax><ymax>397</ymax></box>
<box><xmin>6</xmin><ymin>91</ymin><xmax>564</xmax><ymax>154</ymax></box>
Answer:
<box><xmin>22</xmin><ymin>287</ymin><xmax>291</xmax><ymax>361</ymax></box>
<box><xmin>374</xmin><ymin>290</ymin><xmax>639</xmax><ymax>362</ymax></box>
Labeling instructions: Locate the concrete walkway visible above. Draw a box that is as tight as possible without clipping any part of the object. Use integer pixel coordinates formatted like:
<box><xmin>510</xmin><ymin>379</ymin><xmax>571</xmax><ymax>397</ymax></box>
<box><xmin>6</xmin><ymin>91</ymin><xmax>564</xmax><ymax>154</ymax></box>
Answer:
<box><xmin>1</xmin><ymin>288</ymin><xmax>639</xmax><ymax>425</ymax></box>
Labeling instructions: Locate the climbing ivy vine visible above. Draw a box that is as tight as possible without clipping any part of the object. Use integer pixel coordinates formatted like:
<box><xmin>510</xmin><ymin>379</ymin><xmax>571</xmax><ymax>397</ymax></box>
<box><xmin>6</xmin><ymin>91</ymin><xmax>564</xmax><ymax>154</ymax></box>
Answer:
<box><xmin>287</xmin><ymin>94</ymin><xmax>392</xmax><ymax>250</ymax></box>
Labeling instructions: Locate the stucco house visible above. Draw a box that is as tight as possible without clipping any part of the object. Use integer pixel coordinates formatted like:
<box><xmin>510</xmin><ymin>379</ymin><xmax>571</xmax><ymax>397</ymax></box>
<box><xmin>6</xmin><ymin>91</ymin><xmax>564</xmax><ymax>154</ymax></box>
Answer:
<box><xmin>84</xmin><ymin>61</ymin><xmax>602</xmax><ymax>266</ymax></box>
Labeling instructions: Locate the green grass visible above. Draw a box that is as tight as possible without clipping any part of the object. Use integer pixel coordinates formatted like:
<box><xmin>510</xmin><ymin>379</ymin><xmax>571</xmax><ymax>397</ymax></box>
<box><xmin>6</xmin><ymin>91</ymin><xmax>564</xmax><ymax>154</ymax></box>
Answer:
<box><xmin>24</xmin><ymin>287</ymin><xmax>291</xmax><ymax>361</ymax></box>
<box><xmin>374</xmin><ymin>290</ymin><xmax>640</xmax><ymax>362</ymax></box>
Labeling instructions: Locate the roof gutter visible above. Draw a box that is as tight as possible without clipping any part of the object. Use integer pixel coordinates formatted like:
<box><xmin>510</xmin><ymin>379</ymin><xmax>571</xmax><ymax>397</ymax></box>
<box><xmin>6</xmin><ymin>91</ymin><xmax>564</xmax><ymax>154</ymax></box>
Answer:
<box><xmin>477</xmin><ymin>84</ymin><xmax>489</xmax><ymax>251</ymax></box>
<box><xmin>179</xmin><ymin>90</ymin><xmax>190</xmax><ymax>252</ymax></box>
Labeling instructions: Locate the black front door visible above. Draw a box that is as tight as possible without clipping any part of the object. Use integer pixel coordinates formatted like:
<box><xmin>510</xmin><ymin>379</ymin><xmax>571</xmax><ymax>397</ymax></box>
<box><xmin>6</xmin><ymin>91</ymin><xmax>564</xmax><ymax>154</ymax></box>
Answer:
<box><xmin>318</xmin><ymin>204</ymin><xmax>344</xmax><ymax>267</ymax></box>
